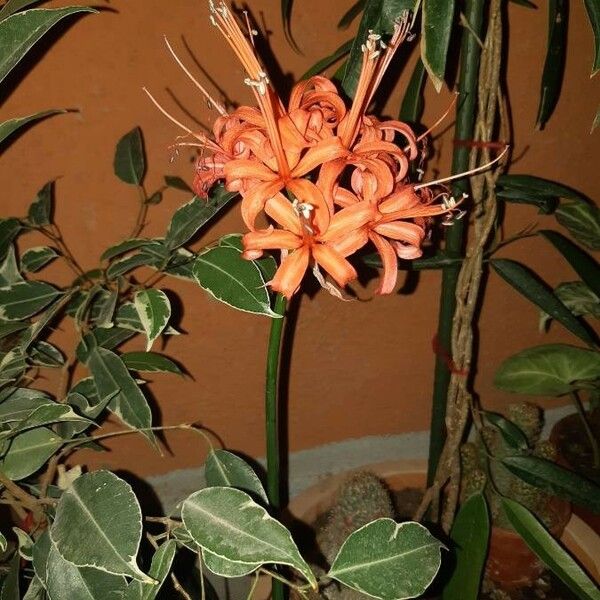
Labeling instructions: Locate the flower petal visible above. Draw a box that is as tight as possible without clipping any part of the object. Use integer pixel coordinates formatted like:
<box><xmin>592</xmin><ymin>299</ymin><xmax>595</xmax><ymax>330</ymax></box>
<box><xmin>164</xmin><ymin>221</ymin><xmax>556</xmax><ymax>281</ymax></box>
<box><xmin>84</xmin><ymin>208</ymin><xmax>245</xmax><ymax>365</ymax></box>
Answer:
<box><xmin>320</xmin><ymin>201</ymin><xmax>375</xmax><ymax>243</ymax></box>
<box><xmin>330</xmin><ymin>227</ymin><xmax>369</xmax><ymax>257</ymax></box>
<box><xmin>270</xmin><ymin>246</ymin><xmax>310</xmax><ymax>298</ymax></box>
<box><xmin>240</xmin><ymin>179</ymin><xmax>285</xmax><ymax>230</ymax></box>
<box><xmin>287</xmin><ymin>178</ymin><xmax>331</xmax><ymax>236</ymax></box>
<box><xmin>224</xmin><ymin>159</ymin><xmax>278</xmax><ymax>183</ymax></box>
<box><xmin>243</xmin><ymin>227</ymin><xmax>303</xmax><ymax>252</ymax></box>
<box><xmin>373</xmin><ymin>221</ymin><xmax>426</xmax><ymax>247</ymax></box>
<box><xmin>264</xmin><ymin>194</ymin><xmax>303</xmax><ymax>235</ymax></box>
<box><xmin>312</xmin><ymin>244</ymin><xmax>357</xmax><ymax>288</ymax></box>
<box><xmin>291</xmin><ymin>137</ymin><xmax>348</xmax><ymax>178</ymax></box>
<box><xmin>369</xmin><ymin>232</ymin><xmax>398</xmax><ymax>295</ymax></box>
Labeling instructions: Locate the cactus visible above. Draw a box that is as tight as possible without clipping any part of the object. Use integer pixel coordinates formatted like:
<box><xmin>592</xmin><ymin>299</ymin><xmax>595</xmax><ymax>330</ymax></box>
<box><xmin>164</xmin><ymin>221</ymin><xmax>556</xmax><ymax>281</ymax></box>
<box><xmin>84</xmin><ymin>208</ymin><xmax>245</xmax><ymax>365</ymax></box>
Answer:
<box><xmin>316</xmin><ymin>472</ymin><xmax>393</xmax><ymax>600</ymax></box>
<box><xmin>460</xmin><ymin>402</ymin><xmax>559</xmax><ymax>530</ymax></box>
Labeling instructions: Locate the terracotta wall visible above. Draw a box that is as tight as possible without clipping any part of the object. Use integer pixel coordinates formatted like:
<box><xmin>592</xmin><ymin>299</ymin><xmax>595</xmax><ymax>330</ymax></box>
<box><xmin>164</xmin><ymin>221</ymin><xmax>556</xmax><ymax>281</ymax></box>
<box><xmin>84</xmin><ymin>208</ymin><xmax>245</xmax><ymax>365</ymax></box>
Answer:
<box><xmin>2</xmin><ymin>0</ymin><xmax>599</xmax><ymax>477</ymax></box>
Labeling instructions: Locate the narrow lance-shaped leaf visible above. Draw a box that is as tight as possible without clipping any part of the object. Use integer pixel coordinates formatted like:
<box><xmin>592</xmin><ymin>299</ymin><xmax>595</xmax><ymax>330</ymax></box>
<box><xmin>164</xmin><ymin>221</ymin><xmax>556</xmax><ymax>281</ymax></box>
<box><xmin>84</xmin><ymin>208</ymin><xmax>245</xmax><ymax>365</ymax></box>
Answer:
<box><xmin>301</xmin><ymin>39</ymin><xmax>353</xmax><ymax>80</ymax></box>
<box><xmin>328</xmin><ymin>519</ymin><xmax>444</xmax><ymax>600</ymax></box>
<box><xmin>134</xmin><ymin>289</ymin><xmax>171</xmax><ymax>351</ymax></box>
<box><xmin>50</xmin><ymin>470</ymin><xmax>153</xmax><ymax>583</ymax></box>
<box><xmin>164</xmin><ymin>175</ymin><xmax>192</xmax><ymax>193</ymax></box>
<box><xmin>338</xmin><ymin>0</ymin><xmax>366</xmax><ymax>29</ymax></box>
<box><xmin>540</xmin><ymin>281</ymin><xmax>600</xmax><ymax>331</ymax></box>
<box><xmin>554</xmin><ymin>201</ymin><xmax>600</xmax><ymax>251</ymax></box>
<box><xmin>483</xmin><ymin>411</ymin><xmax>529</xmax><ymax>450</ymax></box>
<box><xmin>421</xmin><ymin>0</ymin><xmax>455</xmax><ymax>93</ymax></box>
<box><xmin>399</xmin><ymin>57</ymin><xmax>427</xmax><ymax>124</ymax></box>
<box><xmin>584</xmin><ymin>0</ymin><xmax>600</xmax><ymax>76</ymax></box>
<box><xmin>0</xmin><ymin>1</ymin><xmax>46</xmax><ymax>20</ymax></box>
<box><xmin>0</xmin><ymin>109</ymin><xmax>65</xmax><ymax>146</ymax></box>
<box><xmin>114</xmin><ymin>127</ymin><xmax>145</xmax><ymax>185</ymax></box>
<box><xmin>0</xmin><ymin>6</ymin><xmax>97</xmax><ymax>85</ymax></box>
<box><xmin>490</xmin><ymin>259</ymin><xmax>596</xmax><ymax>347</ymax></box>
<box><xmin>182</xmin><ymin>487</ymin><xmax>316</xmax><ymax>588</ymax></box>
<box><xmin>442</xmin><ymin>494</ymin><xmax>489</xmax><ymax>600</ymax></box>
<box><xmin>501</xmin><ymin>498</ymin><xmax>600</xmax><ymax>600</ymax></box>
<box><xmin>502</xmin><ymin>455</ymin><xmax>600</xmax><ymax>513</ymax></box>
<box><xmin>536</xmin><ymin>0</ymin><xmax>568</xmax><ymax>129</ymax></box>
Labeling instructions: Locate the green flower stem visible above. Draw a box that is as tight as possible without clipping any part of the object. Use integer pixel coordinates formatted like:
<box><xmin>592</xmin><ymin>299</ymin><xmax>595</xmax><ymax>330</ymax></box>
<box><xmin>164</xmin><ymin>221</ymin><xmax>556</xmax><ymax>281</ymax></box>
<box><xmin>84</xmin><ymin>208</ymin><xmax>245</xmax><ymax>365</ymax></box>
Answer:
<box><xmin>265</xmin><ymin>292</ymin><xmax>287</xmax><ymax>600</ymax></box>
<box><xmin>571</xmin><ymin>391</ymin><xmax>600</xmax><ymax>470</ymax></box>
<box><xmin>427</xmin><ymin>0</ymin><xmax>486</xmax><ymax>486</ymax></box>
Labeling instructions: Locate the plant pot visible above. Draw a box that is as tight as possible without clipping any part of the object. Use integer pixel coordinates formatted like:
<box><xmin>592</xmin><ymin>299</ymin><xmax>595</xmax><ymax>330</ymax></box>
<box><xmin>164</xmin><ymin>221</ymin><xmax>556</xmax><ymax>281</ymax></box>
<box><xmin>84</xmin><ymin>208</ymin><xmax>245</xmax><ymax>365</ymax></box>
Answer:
<box><xmin>286</xmin><ymin>460</ymin><xmax>600</xmax><ymax>592</ymax></box>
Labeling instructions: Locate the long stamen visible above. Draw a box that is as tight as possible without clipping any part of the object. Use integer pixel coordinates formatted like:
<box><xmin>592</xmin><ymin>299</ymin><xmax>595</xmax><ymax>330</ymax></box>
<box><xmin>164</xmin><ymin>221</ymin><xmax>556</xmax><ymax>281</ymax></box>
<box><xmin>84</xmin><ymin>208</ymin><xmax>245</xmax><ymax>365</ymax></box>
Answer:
<box><xmin>414</xmin><ymin>146</ymin><xmax>509</xmax><ymax>190</ymax></box>
<box><xmin>163</xmin><ymin>37</ymin><xmax>227</xmax><ymax>116</ymax></box>
<box><xmin>414</xmin><ymin>93</ymin><xmax>458</xmax><ymax>143</ymax></box>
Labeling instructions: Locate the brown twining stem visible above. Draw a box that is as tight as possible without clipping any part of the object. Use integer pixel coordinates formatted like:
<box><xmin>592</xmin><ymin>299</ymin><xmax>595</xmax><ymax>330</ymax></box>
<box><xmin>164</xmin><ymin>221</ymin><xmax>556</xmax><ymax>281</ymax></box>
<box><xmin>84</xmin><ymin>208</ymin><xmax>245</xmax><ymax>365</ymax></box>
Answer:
<box><xmin>415</xmin><ymin>0</ymin><xmax>508</xmax><ymax>531</ymax></box>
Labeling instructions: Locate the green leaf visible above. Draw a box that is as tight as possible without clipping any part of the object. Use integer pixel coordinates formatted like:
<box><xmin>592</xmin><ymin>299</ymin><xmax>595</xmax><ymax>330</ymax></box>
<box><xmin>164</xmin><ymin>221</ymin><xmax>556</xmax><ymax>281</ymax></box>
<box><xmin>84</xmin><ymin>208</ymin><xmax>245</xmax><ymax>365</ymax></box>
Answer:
<box><xmin>421</xmin><ymin>0</ymin><xmax>455</xmax><ymax>93</ymax></box>
<box><xmin>0</xmin><ymin>245</ymin><xmax>24</xmax><ymax>286</ymax></box>
<box><xmin>76</xmin><ymin>327</ymin><xmax>136</xmax><ymax>363</ymax></box>
<box><xmin>0</xmin><ymin>347</ymin><xmax>27</xmax><ymax>383</ymax></box>
<box><xmin>502</xmin><ymin>455</ymin><xmax>600</xmax><ymax>513</ymax></box>
<box><xmin>0</xmin><ymin>387</ymin><xmax>51</xmax><ymax>422</ymax></box>
<box><xmin>123</xmin><ymin>540</ymin><xmax>176</xmax><ymax>600</ymax></box>
<box><xmin>2</xmin><ymin>402</ymin><xmax>89</xmax><ymax>438</ymax></box>
<box><xmin>399</xmin><ymin>58</ymin><xmax>427</xmax><ymax>124</ymax></box>
<box><xmin>134</xmin><ymin>289</ymin><xmax>170</xmax><ymax>351</ymax></box>
<box><xmin>494</xmin><ymin>344</ymin><xmax>600</xmax><ymax>396</ymax></box>
<box><xmin>96</xmin><ymin>288</ymin><xmax>118</xmax><ymax>329</ymax></box>
<box><xmin>146</xmin><ymin>191</ymin><xmax>162</xmax><ymax>205</ymax></box>
<box><xmin>281</xmin><ymin>0</ymin><xmax>300</xmax><ymax>53</ymax></box>
<box><xmin>0</xmin><ymin>1</ymin><xmax>45</xmax><ymax>20</ymax></box>
<box><xmin>510</xmin><ymin>0</ymin><xmax>537</xmax><ymax>7</ymax></box>
<box><xmin>31</xmin><ymin>530</ymin><xmax>50</xmax><ymax>587</ymax></box>
<box><xmin>21</xmin><ymin>246</ymin><xmax>58</xmax><ymax>272</ymax></box>
<box><xmin>540</xmin><ymin>281</ymin><xmax>600</xmax><ymax>330</ymax></box>
<box><xmin>555</xmin><ymin>201</ymin><xmax>600</xmax><ymax>251</ymax></box>
<box><xmin>115</xmin><ymin>302</ymin><xmax>144</xmax><ymax>332</ymax></box>
<box><xmin>193</xmin><ymin>244</ymin><xmax>278</xmax><ymax>317</ymax></box>
<box><xmin>181</xmin><ymin>487</ymin><xmax>316</xmax><ymax>587</ymax></box>
<box><xmin>1</xmin><ymin>553</ymin><xmax>20</xmax><ymax>600</ymax></box>
<box><xmin>538</xmin><ymin>231</ymin><xmax>600</xmax><ymax>299</ymax></box>
<box><xmin>22</xmin><ymin>576</ymin><xmax>44</xmax><ymax>600</ymax></box>
<box><xmin>101</xmin><ymin>238</ymin><xmax>150</xmax><ymax>261</ymax></box>
<box><xmin>490</xmin><ymin>259</ymin><xmax>596</xmax><ymax>346</ymax></box>
<box><xmin>165</xmin><ymin>186</ymin><xmax>236</xmax><ymax>250</ymax></box>
<box><xmin>50</xmin><ymin>470</ymin><xmax>152</xmax><ymax>582</ymax></box>
<box><xmin>501</xmin><ymin>498</ymin><xmax>600</xmax><ymax>600</ymax></box>
<box><xmin>114</xmin><ymin>127</ymin><xmax>145</xmax><ymax>185</ymax></box>
<box><xmin>442</xmin><ymin>494</ymin><xmax>489</xmax><ymax>600</ymax></box>
<box><xmin>164</xmin><ymin>248</ymin><xmax>196</xmax><ymax>281</ymax></box>
<box><xmin>27</xmin><ymin>181</ymin><xmax>52</xmax><ymax>226</ymax></box>
<box><xmin>205</xmin><ymin>449</ymin><xmax>268</xmax><ymax>503</ymax></box>
<box><xmin>301</xmin><ymin>39</ymin><xmax>352</xmax><ymax>80</ymax></box>
<box><xmin>536</xmin><ymin>0</ymin><xmax>567</xmax><ymax>129</ymax></box>
<box><xmin>0</xmin><ymin>427</ymin><xmax>63</xmax><ymax>480</ymax></box>
<box><xmin>483</xmin><ymin>411</ymin><xmax>529</xmax><ymax>451</ymax></box>
<box><xmin>21</xmin><ymin>290</ymin><xmax>73</xmax><ymax>351</ymax></box>
<box><xmin>121</xmin><ymin>351</ymin><xmax>182</xmax><ymax>374</ymax></box>
<box><xmin>105</xmin><ymin>252</ymin><xmax>156</xmax><ymax>279</ymax></box>
<box><xmin>328</xmin><ymin>519</ymin><xmax>443</xmax><ymax>600</ymax></box>
<box><xmin>0</xmin><ymin>218</ymin><xmax>21</xmax><ymax>260</ymax></box>
<box><xmin>0</xmin><ymin>280</ymin><xmax>62</xmax><ymax>320</ymax></box>
<box><xmin>164</xmin><ymin>175</ymin><xmax>192</xmax><ymax>193</ymax></box>
<box><xmin>13</xmin><ymin>526</ymin><xmax>33</xmax><ymax>561</ymax></box>
<box><xmin>30</xmin><ymin>340</ymin><xmax>64</xmax><ymax>367</ymax></box>
<box><xmin>0</xmin><ymin>531</ymin><xmax>6</xmax><ymax>553</ymax></box>
<box><xmin>496</xmin><ymin>174</ymin><xmax>587</xmax><ymax>202</ymax></box>
<box><xmin>338</xmin><ymin>0</ymin><xmax>366</xmax><ymax>29</ymax></box>
<box><xmin>584</xmin><ymin>0</ymin><xmax>600</xmax><ymax>76</ymax></box>
<box><xmin>203</xmin><ymin>548</ymin><xmax>260</xmax><ymax>577</ymax></box>
<box><xmin>0</xmin><ymin>6</ymin><xmax>97</xmax><ymax>85</ymax></box>
<box><xmin>0</xmin><ymin>109</ymin><xmax>64</xmax><ymax>146</ymax></box>
<box><xmin>593</xmin><ymin>105</ymin><xmax>600</xmax><ymax>133</ymax></box>
<box><xmin>87</xmin><ymin>347</ymin><xmax>155</xmax><ymax>444</ymax></box>
<box><xmin>46</xmin><ymin>541</ymin><xmax>129</xmax><ymax>600</ymax></box>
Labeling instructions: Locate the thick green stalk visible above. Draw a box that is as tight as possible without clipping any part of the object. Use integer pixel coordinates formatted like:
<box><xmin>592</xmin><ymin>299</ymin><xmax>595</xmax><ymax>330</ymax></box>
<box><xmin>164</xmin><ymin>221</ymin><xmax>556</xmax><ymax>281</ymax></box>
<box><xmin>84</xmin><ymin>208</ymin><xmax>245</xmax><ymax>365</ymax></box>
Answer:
<box><xmin>427</xmin><ymin>0</ymin><xmax>486</xmax><ymax>486</ymax></box>
<box><xmin>265</xmin><ymin>292</ymin><xmax>287</xmax><ymax>600</ymax></box>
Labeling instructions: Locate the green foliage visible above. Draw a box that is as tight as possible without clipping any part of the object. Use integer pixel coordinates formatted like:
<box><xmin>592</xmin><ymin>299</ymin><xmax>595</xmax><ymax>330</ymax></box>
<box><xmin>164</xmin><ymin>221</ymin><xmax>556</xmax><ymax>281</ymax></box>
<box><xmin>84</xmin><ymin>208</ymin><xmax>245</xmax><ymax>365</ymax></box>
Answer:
<box><xmin>421</xmin><ymin>0</ymin><xmax>455</xmax><ymax>92</ymax></box>
<box><xmin>114</xmin><ymin>127</ymin><xmax>146</xmax><ymax>186</ymax></box>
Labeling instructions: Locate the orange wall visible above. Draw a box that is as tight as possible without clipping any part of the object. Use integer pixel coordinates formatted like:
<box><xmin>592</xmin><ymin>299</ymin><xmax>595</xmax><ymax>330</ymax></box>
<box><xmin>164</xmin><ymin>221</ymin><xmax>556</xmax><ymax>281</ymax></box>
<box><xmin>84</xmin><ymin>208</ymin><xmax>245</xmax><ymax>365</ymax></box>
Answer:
<box><xmin>2</xmin><ymin>0</ymin><xmax>599</xmax><ymax>477</ymax></box>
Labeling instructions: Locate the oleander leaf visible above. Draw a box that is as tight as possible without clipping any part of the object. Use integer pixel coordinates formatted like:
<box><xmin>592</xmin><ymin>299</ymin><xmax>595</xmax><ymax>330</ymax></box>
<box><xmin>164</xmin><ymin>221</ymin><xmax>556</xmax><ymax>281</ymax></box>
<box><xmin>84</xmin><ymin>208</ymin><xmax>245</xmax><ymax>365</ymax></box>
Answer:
<box><xmin>421</xmin><ymin>0</ymin><xmax>455</xmax><ymax>92</ymax></box>
<box><xmin>554</xmin><ymin>201</ymin><xmax>600</xmax><ymax>251</ymax></box>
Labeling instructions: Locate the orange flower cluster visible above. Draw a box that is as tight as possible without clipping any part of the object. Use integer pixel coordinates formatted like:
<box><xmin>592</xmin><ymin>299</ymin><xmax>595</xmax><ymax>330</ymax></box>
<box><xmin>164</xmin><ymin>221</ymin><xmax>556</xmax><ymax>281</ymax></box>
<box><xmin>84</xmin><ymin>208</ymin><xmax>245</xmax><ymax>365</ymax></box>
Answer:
<box><xmin>149</xmin><ymin>1</ymin><xmax>466</xmax><ymax>298</ymax></box>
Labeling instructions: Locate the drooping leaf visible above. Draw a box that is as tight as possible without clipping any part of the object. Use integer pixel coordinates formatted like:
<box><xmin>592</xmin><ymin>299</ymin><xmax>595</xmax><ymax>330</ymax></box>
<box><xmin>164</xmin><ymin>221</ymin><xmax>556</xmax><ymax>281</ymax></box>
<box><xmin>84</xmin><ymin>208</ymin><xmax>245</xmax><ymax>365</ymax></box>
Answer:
<box><xmin>501</xmin><ymin>498</ymin><xmax>600</xmax><ymax>600</ymax></box>
<box><xmin>495</xmin><ymin>176</ymin><xmax>587</xmax><ymax>201</ymax></box>
<box><xmin>584</xmin><ymin>0</ymin><xmax>600</xmax><ymax>76</ymax></box>
<box><xmin>399</xmin><ymin>57</ymin><xmax>427</xmax><ymax>124</ymax></box>
<box><xmin>301</xmin><ymin>39</ymin><xmax>353</xmax><ymax>80</ymax></box>
<box><xmin>181</xmin><ymin>487</ymin><xmax>316</xmax><ymax>587</ymax></box>
<box><xmin>123</xmin><ymin>540</ymin><xmax>176</xmax><ymax>600</ymax></box>
<box><xmin>0</xmin><ymin>109</ymin><xmax>64</xmax><ymax>146</ymax></box>
<box><xmin>483</xmin><ymin>411</ymin><xmax>529</xmax><ymax>451</ymax></box>
<box><xmin>502</xmin><ymin>455</ymin><xmax>600</xmax><ymax>513</ymax></box>
<box><xmin>165</xmin><ymin>186</ymin><xmax>236</xmax><ymax>250</ymax></box>
<box><xmin>46</xmin><ymin>541</ymin><xmax>129</xmax><ymax>600</ymax></box>
<box><xmin>421</xmin><ymin>0</ymin><xmax>455</xmax><ymax>93</ymax></box>
<box><xmin>338</xmin><ymin>0</ymin><xmax>366</xmax><ymax>29</ymax></box>
<box><xmin>87</xmin><ymin>347</ymin><xmax>155</xmax><ymax>444</ymax></box>
<box><xmin>21</xmin><ymin>246</ymin><xmax>58</xmax><ymax>272</ymax></box>
<box><xmin>21</xmin><ymin>290</ymin><xmax>73</xmax><ymax>351</ymax></box>
<box><xmin>539</xmin><ymin>230</ymin><xmax>600</xmax><ymax>300</ymax></box>
<box><xmin>0</xmin><ymin>218</ymin><xmax>21</xmax><ymax>260</ymax></box>
<box><xmin>554</xmin><ymin>201</ymin><xmax>600</xmax><ymax>251</ymax></box>
<box><xmin>1</xmin><ymin>402</ymin><xmax>89</xmax><ymax>438</ymax></box>
<box><xmin>0</xmin><ymin>427</ymin><xmax>63</xmax><ymax>480</ymax></box>
<box><xmin>0</xmin><ymin>280</ymin><xmax>61</xmax><ymax>321</ymax></box>
<box><xmin>490</xmin><ymin>259</ymin><xmax>596</xmax><ymax>346</ymax></box>
<box><xmin>164</xmin><ymin>175</ymin><xmax>192</xmax><ymax>193</ymax></box>
<box><xmin>281</xmin><ymin>0</ymin><xmax>300</xmax><ymax>53</ymax></box>
<box><xmin>0</xmin><ymin>1</ymin><xmax>45</xmax><ymax>21</ymax></box>
<box><xmin>105</xmin><ymin>252</ymin><xmax>157</xmax><ymax>279</ymax></box>
<box><xmin>50</xmin><ymin>470</ymin><xmax>152</xmax><ymax>582</ymax></box>
<box><xmin>494</xmin><ymin>344</ymin><xmax>600</xmax><ymax>396</ymax></box>
<box><xmin>328</xmin><ymin>519</ymin><xmax>444</xmax><ymax>600</ymax></box>
<box><xmin>27</xmin><ymin>181</ymin><xmax>52</xmax><ymax>226</ymax></box>
<box><xmin>0</xmin><ymin>6</ymin><xmax>97</xmax><ymax>85</ymax></box>
<box><xmin>205</xmin><ymin>449</ymin><xmax>268</xmax><ymax>503</ymax></box>
<box><xmin>536</xmin><ymin>0</ymin><xmax>568</xmax><ymax>129</ymax></box>
<box><xmin>134</xmin><ymin>289</ymin><xmax>170</xmax><ymax>351</ymax></box>
<box><xmin>442</xmin><ymin>494</ymin><xmax>489</xmax><ymax>600</ymax></box>
<box><xmin>0</xmin><ymin>245</ymin><xmax>24</xmax><ymax>286</ymax></box>
<box><xmin>0</xmin><ymin>552</ymin><xmax>20</xmax><ymax>600</ymax></box>
<box><xmin>30</xmin><ymin>340</ymin><xmax>64</xmax><ymax>367</ymax></box>
<box><xmin>193</xmin><ymin>243</ymin><xmax>278</xmax><ymax>317</ymax></box>
<box><xmin>121</xmin><ymin>351</ymin><xmax>182</xmax><ymax>374</ymax></box>
<box><xmin>540</xmin><ymin>281</ymin><xmax>600</xmax><ymax>330</ymax></box>
<box><xmin>114</xmin><ymin>127</ymin><xmax>145</xmax><ymax>185</ymax></box>
<box><xmin>101</xmin><ymin>239</ymin><xmax>150</xmax><ymax>262</ymax></box>
<box><xmin>76</xmin><ymin>327</ymin><xmax>136</xmax><ymax>363</ymax></box>
<box><xmin>96</xmin><ymin>288</ymin><xmax>118</xmax><ymax>329</ymax></box>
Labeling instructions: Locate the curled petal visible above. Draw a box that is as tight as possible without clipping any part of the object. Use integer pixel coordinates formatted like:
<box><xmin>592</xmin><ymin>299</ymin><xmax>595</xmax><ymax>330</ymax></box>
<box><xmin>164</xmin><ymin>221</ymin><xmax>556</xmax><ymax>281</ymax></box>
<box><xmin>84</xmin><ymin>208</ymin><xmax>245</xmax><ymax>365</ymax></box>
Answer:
<box><xmin>292</xmin><ymin>137</ymin><xmax>348</xmax><ymax>178</ymax></box>
<box><xmin>379</xmin><ymin>185</ymin><xmax>421</xmax><ymax>214</ymax></box>
<box><xmin>287</xmin><ymin>178</ymin><xmax>331</xmax><ymax>236</ymax></box>
<box><xmin>377</xmin><ymin>119</ymin><xmax>419</xmax><ymax>159</ymax></box>
<box><xmin>264</xmin><ymin>193</ymin><xmax>303</xmax><ymax>235</ymax></box>
<box><xmin>373</xmin><ymin>221</ymin><xmax>426</xmax><ymax>247</ymax></box>
<box><xmin>240</xmin><ymin>179</ymin><xmax>285</xmax><ymax>230</ymax></box>
<box><xmin>224</xmin><ymin>158</ymin><xmax>278</xmax><ymax>183</ymax></box>
<box><xmin>330</xmin><ymin>227</ymin><xmax>369</xmax><ymax>257</ymax></box>
<box><xmin>391</xmin><ymin>240</ymin><xmax>423</xmax><ymax>260</ymax></box>
<box><xmin>369</xmin><ymin>232</ymin><xmax>398</xmax><ymax>295</ymax></box>
<box><xmin>312</xmin><ymin>244</ymin><xmax>357</xmax><ymax>288</ymax></box>
<box><xmin>333</xmin><ymin>186</ymin><xmax>360</xmax><ymax>208</ymax></box>
<box><xmin>270</xmin><ymin>246</ymin><xmax>310</xmax><ymax>298</ymax></box>
<box><xmin>316</xmin><ymin>158</ymin><xmax>346</xmax><ymax>210</ymax></box>
<box><xmin>243</xmin><ymin>227</ymin><xmax>303</xmax><ymax>252</ymax></box>
<box><xmin>320</xmin><ymin>201</ymin><xmax>376</xmax><ymax>243</ymax></box>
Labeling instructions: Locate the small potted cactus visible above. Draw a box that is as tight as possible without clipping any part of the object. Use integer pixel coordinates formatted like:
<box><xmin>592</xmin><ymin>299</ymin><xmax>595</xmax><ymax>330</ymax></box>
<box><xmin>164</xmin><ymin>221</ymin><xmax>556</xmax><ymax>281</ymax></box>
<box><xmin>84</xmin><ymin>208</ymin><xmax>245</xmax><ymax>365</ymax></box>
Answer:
<box><xmin>461</xmin><ymin>403</ymin><xmax>571</xmax><ymax>590</ymax></box>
